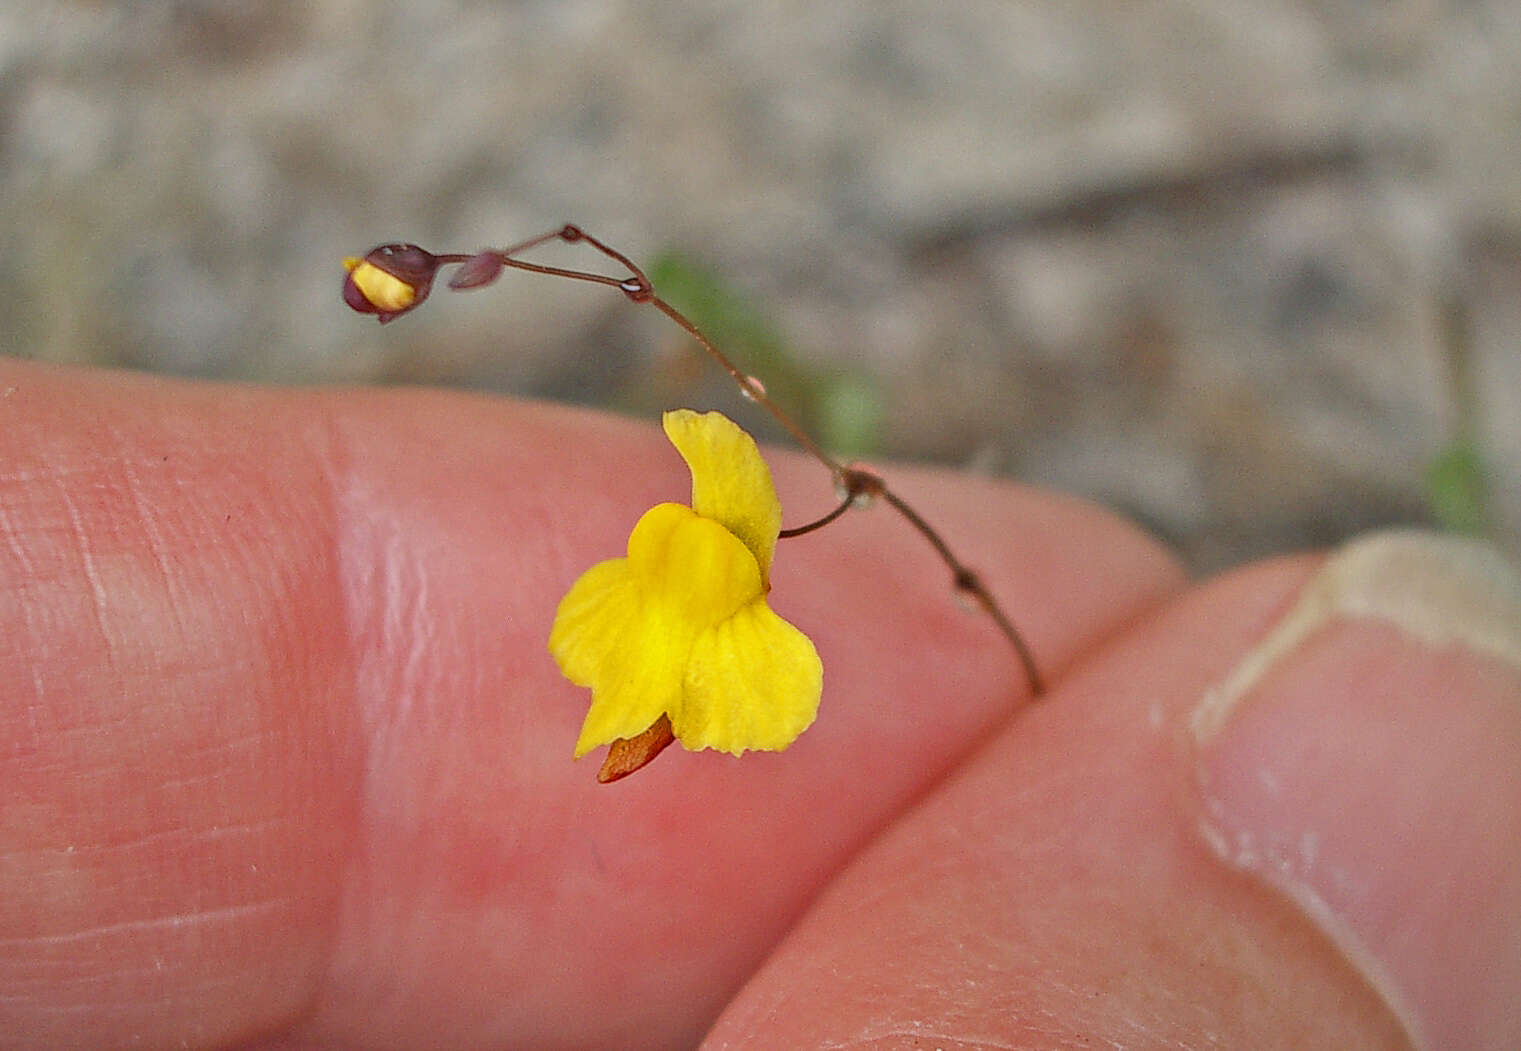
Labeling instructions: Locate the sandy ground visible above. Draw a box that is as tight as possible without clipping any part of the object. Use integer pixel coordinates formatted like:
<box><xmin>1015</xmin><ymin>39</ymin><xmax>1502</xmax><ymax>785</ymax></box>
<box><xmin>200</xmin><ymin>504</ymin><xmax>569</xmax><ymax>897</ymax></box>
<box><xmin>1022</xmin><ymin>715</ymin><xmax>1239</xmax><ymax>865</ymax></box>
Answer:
<box><xmin>6</xmin><ymin>1</ymin><xmax>1520</xmax><ymax>569</ymax></box>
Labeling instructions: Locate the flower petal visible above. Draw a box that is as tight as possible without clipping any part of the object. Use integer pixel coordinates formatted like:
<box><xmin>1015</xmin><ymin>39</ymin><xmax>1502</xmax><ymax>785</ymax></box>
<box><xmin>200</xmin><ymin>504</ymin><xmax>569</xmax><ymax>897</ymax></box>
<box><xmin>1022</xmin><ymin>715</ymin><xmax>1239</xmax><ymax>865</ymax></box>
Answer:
<box><xmin>675</xmin><ymin>599</ymin><xmax>823</xmax><ymax>755</ymax></box>
<box><xmin>551</xmin><ymin>502</ymin><xmax>769</xmax><ymax>758</ymax></box>
<box><xmin>629</xmin><ymin>502</ymin><xmax>763</xmax><ymax>624</ymax></box>
<box><xmin>549</xmin><ymin>557</ymin><xmax>675</xmax><ymax>757</ymax></box>
<box><xmin>347</xmin><ymin>260</ymin><xmax>417</xmax><ymax>312</ymax></box>
<box><xmin>548</xmin><ymin>557</ymin><xmax>640</xmax><ymax>690</ymax></box>
<box><xmin>662</xmin><ymin>410</ymin><xmax>782</xmax><ymax>579</ymax></box>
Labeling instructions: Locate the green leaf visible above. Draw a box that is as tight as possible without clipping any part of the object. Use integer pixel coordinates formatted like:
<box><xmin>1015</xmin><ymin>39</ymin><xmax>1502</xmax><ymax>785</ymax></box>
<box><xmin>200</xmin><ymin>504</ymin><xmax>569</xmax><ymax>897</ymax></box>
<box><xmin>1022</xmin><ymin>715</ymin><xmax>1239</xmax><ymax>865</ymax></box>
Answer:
<box><xmin>1426</xmin><ymin>439</ymin><xmax>1490</xmax><ymax>535</ymax></box>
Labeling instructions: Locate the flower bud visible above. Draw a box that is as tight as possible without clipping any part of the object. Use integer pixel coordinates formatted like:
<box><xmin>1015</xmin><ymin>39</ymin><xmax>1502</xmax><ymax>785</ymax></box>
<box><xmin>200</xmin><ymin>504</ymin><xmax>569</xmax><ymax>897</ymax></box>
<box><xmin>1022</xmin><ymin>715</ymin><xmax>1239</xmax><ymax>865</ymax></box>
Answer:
<box><xmin>342</xmin><ymin>243</ymin><xmax>441</xmax><ymax>323</ymax></box>
<box><xmin>448</xmin><ymin>250</ymin><xmax>506</xmax><ymax>290</ymax></box>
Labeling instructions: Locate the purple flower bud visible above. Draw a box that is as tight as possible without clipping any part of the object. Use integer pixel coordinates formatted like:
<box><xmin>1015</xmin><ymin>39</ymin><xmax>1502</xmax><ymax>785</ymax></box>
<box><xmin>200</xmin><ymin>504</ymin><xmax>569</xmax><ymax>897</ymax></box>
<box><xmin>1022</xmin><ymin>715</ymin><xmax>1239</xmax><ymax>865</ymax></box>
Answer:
<box><xmin>341</xmin><ymin>243</ymin><xmax>441</xmax><ymax>323</ymax></box>
<box><xmin>448</xmin><ymin>251</ymin><xmax>505</xmax><ymax>290</ymax></box>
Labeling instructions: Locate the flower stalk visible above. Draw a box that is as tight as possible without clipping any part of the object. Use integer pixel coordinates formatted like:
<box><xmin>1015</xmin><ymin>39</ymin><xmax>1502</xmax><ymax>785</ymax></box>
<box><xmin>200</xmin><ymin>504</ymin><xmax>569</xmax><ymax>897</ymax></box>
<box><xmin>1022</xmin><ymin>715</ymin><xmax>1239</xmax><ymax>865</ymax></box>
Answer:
<box><xmin>344</xmin><ymin>224</ymin><xmax>1045</xmax><ymax>777</ymax></box>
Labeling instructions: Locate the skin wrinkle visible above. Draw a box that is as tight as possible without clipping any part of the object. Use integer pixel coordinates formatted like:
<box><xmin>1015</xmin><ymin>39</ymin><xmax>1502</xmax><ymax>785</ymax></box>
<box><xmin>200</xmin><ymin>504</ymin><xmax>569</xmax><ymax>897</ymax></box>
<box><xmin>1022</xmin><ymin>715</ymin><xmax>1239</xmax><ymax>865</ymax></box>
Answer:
<box><xmin>332</xmin><ymin>465</ymin><xmax>486</xmax><ymax>811</ymax></box>
<box><xmin>3</xmin><ymin>959</ymin><xmax>279</xmax><ymax>1023</ymax></box>
<box><xmin>0</xmin><ymin>373</ymin><xmax>365</xmax><ymax>1046</ymax></box>
<box><xmin>310</xmin><ymin>405</ymin><xmax>473</xmax><ymax>1037</ymax></box>
<box><xmin>5</xmin><ymin>724</ymin><xmax>272</xmax><ymax>825</ymax></box>
<box><xmin>0</xmin><ymin>898</ymin><xmax>293</xmax><ymax>949</ymax></box>
<box><xmin>212</xmin><ymin>399</ymin><xmax>357</xmax><ymax>1040</ymax></box>
<box><xmin>52</xmin><ymin>482</ymin><xmax>114</xmax><ymax>674</ymax></box>
<box><xmin>0</xmin><ymin>502</ymin><xmax>39</xmax><ymax>577</ymax></box>
<box><xmin>5</xmin><ymin>813</ymin><xmax>290</xmax><ymax>869</ymax></box>
<box><xmin>381</xmin><ymin>525</ymin><xmax>431</xmax><ymax>722</ymax></box>
<box><xmin>312</xmin><ymin>402</ymin><xmax>679</xmax><ymax>1046</ymax></box>
<box><xmin>814</xmin><ymin>1015</ymin><xmax>1078</xmax><ymax>1051</ymax></box>
<box><xmin>274</xmin><ymin>401</ymin><xmax>381</xmax><ymax>1036</ymax></box>
<box><xmin>325</xmin><ymin>397</ymin><xmax>492</xmax><ymax>756</ymax></box>
<box><xmin>115</xmin><ymin>450</ymin><xmax>192</xmax><ymax>646</ymax></box>
<box><xmin>4</xmin><ymin>469</ymin><xmax>87</xmax><ymax>743</ymax></box>
<box><xmin>341</xmin><ymin>490</ymin><xmax>428</xmax><ymax>739</ymax></box>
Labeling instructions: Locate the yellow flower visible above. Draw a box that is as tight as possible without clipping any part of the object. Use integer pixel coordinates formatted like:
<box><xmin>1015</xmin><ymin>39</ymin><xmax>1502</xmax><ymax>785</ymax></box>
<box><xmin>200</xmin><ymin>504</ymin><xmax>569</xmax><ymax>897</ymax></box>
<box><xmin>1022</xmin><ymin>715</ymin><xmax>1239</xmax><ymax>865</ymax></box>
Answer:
<box><xmin>549</xmin><ymin>409</ymin><xmax>822</xmax><ymax>770</ymax></box>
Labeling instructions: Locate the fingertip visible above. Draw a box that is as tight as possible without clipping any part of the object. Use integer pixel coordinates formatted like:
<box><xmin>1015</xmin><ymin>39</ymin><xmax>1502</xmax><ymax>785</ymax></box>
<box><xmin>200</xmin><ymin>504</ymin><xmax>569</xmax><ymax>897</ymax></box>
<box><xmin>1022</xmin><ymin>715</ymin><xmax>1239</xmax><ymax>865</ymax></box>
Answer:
<box><xmin>703</xmin><ymin>557</ymin><xmax>1410</xmax><ymax>1049</ymax></box>
<box><xmin>1192</xmin><ymin>532</ymin><xmax>1521</xmax><ymax>1049</ymax></box>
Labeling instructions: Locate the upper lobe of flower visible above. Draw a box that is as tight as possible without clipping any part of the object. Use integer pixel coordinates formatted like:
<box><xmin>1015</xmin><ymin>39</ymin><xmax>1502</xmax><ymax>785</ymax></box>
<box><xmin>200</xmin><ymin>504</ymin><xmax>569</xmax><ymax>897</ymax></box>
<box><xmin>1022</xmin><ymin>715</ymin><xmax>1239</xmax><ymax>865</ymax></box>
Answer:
<box><xmin>342</xmin><ymin>244</ymin><xmax>441</xmax><ymax>323</ymax></box>
<box><xmin>662</xmin><ymin>408</ymin><xmax>782</xmax><ymax>583</ymax></box>
<box><xmin>549</xmin><ymin>410</ymin><xmax>821</xmax><ymax>761</ymax></box>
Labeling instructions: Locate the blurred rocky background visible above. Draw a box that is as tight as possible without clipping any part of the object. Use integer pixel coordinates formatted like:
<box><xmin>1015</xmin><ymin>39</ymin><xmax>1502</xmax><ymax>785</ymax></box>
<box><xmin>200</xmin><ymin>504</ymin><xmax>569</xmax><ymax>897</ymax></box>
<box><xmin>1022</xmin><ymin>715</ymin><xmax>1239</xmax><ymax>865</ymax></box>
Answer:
<box><xmin>5</xmin><ymin>1</ymin><xmax>1519</xmax><ymax>570</ymax></box>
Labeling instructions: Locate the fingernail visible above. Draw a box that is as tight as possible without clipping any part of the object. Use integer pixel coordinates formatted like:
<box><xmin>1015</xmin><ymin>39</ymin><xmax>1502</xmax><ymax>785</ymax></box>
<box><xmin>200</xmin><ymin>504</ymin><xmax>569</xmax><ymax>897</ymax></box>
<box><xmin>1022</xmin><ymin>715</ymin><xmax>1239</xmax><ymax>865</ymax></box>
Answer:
<box><xmin>1191</xmin><ymin>530</ymin><xmax>1521</xmax><ymax>1050</ymax></box>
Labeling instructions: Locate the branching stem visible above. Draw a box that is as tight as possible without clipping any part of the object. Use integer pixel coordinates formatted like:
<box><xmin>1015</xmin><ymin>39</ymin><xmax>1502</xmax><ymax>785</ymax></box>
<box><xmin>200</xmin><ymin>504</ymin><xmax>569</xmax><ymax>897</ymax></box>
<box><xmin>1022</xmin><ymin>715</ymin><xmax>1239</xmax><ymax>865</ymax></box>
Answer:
<box><xmin>463</xmin><ymin>225</ymin><xmax>1044</xmax><ymax>698</ymax></box>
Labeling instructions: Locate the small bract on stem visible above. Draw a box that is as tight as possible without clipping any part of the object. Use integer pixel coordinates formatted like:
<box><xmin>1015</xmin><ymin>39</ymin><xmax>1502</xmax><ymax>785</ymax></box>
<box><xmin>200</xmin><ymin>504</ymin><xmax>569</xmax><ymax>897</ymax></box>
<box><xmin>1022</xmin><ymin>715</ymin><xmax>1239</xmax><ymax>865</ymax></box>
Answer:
<box><xmin>343</xmin><ymin>224</ymin><xmax>1045</xmax><ymax>702</ymax></box>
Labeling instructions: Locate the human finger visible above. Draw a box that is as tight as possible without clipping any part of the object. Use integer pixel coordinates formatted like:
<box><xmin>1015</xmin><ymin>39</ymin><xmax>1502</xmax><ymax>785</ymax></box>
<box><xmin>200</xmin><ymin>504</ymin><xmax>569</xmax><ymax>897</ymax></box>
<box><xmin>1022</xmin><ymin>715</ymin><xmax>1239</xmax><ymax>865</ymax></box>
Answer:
<box><xmin>0</xmin><ymin>359</ymin><xmax>1184</xmax><ymax>1048</ymax></box>
<box><xmin>704</xmin><ymin>534</ymin><xmax>1521</xmax><ymax>1049</ymax></box>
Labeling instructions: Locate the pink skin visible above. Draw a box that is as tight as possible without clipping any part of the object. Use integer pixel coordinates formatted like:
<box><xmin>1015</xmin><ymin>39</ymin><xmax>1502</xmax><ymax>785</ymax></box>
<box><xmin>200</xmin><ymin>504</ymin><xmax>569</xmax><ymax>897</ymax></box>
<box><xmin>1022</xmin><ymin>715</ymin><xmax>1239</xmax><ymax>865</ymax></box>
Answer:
<box><xmin>0</xmin><ymin>358</ymin><xmax>1467</xmax><ymax>1048</ymax></box>
<box><xmin>704</xmin><ymin>563</ymin><xmax>1415</xmax><ymax>1049</ymax></box>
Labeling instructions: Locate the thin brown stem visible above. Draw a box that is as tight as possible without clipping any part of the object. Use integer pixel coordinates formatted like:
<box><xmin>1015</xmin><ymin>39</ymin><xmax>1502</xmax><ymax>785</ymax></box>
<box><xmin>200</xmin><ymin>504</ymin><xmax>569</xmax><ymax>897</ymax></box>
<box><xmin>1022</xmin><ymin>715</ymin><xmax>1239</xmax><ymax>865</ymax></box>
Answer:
<box><xmin>449</xmin><ymin>226</ymin><xmax>1045</xmax><ymax>698</ymax></box>
<box><xmin>487</xmin><ymin>227</ymin><xmax>844</xmax><ymax>476</ymax></box>
<box><xmin>880</xmin><ymin>488</ymin><xmax>1044</xmax><ymax>696</ymax></box>
<box><xmin>779</xmin><ymin>491</ymin><xmax>855</xmax><ymax>538</ymax></box>
<box><xmin>647</xmin><ymin>295</ymin><xmax>842</xmax><ymax>474</ymax></box>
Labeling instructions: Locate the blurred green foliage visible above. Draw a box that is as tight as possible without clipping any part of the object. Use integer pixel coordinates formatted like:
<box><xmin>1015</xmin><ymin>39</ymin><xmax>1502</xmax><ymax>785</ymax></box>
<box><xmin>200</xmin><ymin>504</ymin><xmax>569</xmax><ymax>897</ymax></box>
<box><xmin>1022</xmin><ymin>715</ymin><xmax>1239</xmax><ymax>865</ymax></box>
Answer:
<box><xmin>1426</xmin><ymin>438</ymin><xmax>1490</xmax><ymax>536</ymax></box>
<box><xmin>1425</xmin><ymin>295</ymin><xmax>1492</xmax><ymax>537</ymax></box>
<box><xmin>646</xmin><ymin>251</ymin><xmax>884</xmax><ymax>460</ymax></box>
